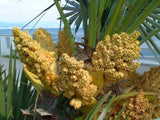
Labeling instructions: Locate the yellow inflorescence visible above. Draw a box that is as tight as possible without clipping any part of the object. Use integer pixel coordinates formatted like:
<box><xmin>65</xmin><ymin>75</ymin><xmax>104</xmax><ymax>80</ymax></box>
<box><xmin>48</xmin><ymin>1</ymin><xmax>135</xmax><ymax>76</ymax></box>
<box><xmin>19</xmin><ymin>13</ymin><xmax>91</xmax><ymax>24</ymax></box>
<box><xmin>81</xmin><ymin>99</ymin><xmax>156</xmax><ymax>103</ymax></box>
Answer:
<box><xmin>110</xmin><ymin>90</ymin><xmax>151</xmax><ymax>120</ymax></box>
<box><xmin>59</xmin><ymin>54</ymin><xmax>97</xmax><ymax>109</ymax></box>
<box><xmin>13</xmin><ymin>27</ymin><xmax>59</xmax><ymax>95</ymax></box>
<box><xmin>92</xmin><ymin>32</ymin><xmax>140</xmax><ymax>84</ymax></box>
<box><xmin>58</xmin><ymin>28</ymin><xmax>73</xmax><ymax>56</ymax></box>
<box><xmin>138</xmin><ymin>66</ymin><xmax>160</xmax><ymax>93</ymax></box>
<box><xmin>33</xmin><ymin>28</ymin><xmax>58</xmax><ymax>59</ymax></box>
<box><xmin>137</xmin><ymin>66</ymin><xmax>160</xmax><ymax>118</ymax></box>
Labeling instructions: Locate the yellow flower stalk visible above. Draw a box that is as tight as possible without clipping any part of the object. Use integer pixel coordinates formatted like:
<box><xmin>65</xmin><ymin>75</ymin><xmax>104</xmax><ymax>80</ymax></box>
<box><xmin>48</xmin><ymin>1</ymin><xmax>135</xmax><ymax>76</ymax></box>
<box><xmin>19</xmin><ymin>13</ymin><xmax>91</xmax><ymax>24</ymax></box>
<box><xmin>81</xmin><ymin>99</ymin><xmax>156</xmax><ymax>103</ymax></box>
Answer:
<box><xmin>33</xmin><ymin>28</ymin><xmax>58</xmax><ymax>59</ymax></box>
<box><xmin>59</xmin><ymin>54</ymin><xmax>97</xmax><ymax>109</ymax></box>
<box><xmin>92</xmin><ymin>32</ymin><xmax>140</xmax><ymax>84</ymax></box>
<box><xmin>58</xmin><ymin>27</ymin><xmax>74</xmax><ymax>56</ymax></box>
<box><xmin>13</xmin><ymin>27</ymin><xmax>59</xmax><ymax>96</ymax></box>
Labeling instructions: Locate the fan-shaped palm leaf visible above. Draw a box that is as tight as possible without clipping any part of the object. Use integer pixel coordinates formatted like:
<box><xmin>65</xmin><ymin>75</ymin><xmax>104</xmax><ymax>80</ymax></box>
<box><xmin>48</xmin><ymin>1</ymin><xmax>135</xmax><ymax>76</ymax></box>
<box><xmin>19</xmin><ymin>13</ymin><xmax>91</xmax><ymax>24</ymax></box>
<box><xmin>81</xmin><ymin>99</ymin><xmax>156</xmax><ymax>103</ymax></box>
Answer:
<box><xmin>63</xmin><ymin>0</ymin><xmax>86</xmax><ymax>33</ymax></box>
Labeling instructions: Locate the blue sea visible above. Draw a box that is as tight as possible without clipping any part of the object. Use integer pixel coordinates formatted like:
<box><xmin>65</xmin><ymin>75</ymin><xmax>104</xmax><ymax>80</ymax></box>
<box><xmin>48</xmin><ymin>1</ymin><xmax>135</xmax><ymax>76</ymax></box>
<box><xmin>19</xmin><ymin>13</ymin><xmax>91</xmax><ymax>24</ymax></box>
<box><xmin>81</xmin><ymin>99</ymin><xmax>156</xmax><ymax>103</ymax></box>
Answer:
<box><xmin>0</xmin><ymin>28</ymin><xmax>160</xmax><ymax>58</ymax></box>
<box><xmin>0</xmin><ymin>28</ymin><xmax>84</xmax><ymax>43</ymax></box>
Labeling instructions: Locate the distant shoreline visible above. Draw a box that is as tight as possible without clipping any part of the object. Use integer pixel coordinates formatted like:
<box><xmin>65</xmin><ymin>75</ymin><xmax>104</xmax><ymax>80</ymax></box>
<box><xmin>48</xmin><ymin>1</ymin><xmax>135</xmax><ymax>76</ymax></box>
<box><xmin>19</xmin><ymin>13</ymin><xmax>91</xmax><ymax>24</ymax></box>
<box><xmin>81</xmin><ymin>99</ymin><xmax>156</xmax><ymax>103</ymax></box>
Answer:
<box><xmin>0</xmin><ymin>27</ymin><xmax>83</xmax><ymax>30</ymax></box>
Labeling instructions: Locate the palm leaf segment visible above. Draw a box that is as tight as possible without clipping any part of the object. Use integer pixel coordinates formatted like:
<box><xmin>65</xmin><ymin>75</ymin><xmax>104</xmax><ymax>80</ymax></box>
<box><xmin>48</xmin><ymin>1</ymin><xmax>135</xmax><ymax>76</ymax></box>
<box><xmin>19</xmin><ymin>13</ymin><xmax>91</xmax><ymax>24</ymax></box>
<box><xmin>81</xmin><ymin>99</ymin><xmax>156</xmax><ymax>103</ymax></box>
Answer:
<box><xmin>63</xmin><ymin>0</ymin><xmax>87</xmax><ymax>33</ymax></box>
<box><xmin>138</xmin><ymin>6</ymin><xmax>160</xmax><ymax>62</ymax></box>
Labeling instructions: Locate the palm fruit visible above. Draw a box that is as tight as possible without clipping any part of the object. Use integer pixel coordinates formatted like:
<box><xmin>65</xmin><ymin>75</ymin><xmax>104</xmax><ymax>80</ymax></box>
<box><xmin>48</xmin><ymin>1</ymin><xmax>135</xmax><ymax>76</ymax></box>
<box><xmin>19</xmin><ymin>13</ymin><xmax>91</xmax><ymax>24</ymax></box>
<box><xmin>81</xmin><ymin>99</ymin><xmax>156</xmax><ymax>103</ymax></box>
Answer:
<box><xmin>33</xmin><ymin>28</ymin><xmax>58</xmax><ymax>59</ymax></box>
<box><xmin>92</xmin><ymin>32</ymin><xmax>140</xmax><ymax>84</ymax></box>
<box><xmin>59</xmin><ymin>54</ymin><xmax>97</xmax><ymax>109</ymax></box>
<box><xmin>13</xmin><ymin>27</ymin><xmax>59</xmax><ymax>96</ymax></box>
<box><xmin>58</xmin><ymin>28</ymin><xmax>74</xmax><ymax>56</ymax></box>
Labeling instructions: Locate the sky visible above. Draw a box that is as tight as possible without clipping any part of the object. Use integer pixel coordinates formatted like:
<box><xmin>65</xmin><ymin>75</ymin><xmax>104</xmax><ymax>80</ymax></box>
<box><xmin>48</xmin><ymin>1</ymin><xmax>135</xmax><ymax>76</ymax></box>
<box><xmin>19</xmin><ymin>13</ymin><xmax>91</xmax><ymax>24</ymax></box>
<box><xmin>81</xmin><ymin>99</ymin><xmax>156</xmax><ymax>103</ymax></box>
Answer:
<box><xmin>0</xmin><ymin>0</ymin><xmax>65</xmax><ymax>28</ymax></box>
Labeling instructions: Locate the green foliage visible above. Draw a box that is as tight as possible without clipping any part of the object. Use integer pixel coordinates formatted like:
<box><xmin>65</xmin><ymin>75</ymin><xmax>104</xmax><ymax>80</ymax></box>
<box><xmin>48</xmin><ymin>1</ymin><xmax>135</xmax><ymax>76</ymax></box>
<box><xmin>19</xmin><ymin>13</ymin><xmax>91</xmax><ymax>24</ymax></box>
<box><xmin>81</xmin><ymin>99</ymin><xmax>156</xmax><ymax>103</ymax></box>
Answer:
<box><xmin>0</xmin><ymin>48</ymin><xmax>36</xmax><ymax>120</ymax></box>
<box><xmin>97</xmin><ymin>95</ymin><xmax>116</xmax><ymax>120</ymax></box>
<box><xmin>73</xmin><ymin>91</ymin><xmax>129</xmax><ymax>120</ymax></box>
<box><xmin>63</xmin><ymin>0</ymin><xmax>83</xmax><ymax>33</ymax></box>
<box><xmin>62</xmin><ymin>0</ymin><xmax>160</xmax><ymax>60</ymax></box>
<box><xmin>0</xmin><ymin>66</ymin><xmax>6</xmax><ymax>120</ymax></box>
<box><xmin>84</xmin><ymin>91</ymin><xmax>112</xmax><ymax>120</ymax></box>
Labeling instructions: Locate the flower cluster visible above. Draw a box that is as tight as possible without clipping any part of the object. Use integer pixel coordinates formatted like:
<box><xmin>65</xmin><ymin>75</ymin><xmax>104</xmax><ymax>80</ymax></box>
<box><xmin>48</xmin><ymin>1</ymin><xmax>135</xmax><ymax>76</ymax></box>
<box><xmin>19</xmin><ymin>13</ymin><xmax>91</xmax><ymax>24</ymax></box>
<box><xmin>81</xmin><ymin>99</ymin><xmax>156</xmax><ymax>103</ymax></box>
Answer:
<box><xmin>92</xmin><ymin>32</ymin><xmax>140</xmax><ymax>84</ymax></box>
<box><xmin>138</xmin><ymin>66</ymin><xmax>160</xmax><ymax>93</ymax></box>
<box><xmin>58</xmin><ymin>28</ymin><xmax>74</xmax><ymax>56</ymax></box>
<box><xmin>13</xmin><ymin>27</ymin><xmax>59</xmax><ymax>95</ymax></box>
<box><xmin>59</xmin><ymin>54</ymin><xmax>97</xmax><ymax>109</ymax></box>
<box><xmin>136</xmin><ymin>66</ymin><xmax>160</xmax><ymax>118</ymax></box>
<box><xmin>109</xmin><ymin>90</ymin><xmax>151</xmax><ymax>120</ymax></box>
<box><xmin>13</xmin><ymin>28</ymin><xmax>160</xmax><ymax>120</ymax></box>
<box><xmin>33</xmin><ymin>28</ymin><xmax>58</xmax><ymax>59</ymax></box>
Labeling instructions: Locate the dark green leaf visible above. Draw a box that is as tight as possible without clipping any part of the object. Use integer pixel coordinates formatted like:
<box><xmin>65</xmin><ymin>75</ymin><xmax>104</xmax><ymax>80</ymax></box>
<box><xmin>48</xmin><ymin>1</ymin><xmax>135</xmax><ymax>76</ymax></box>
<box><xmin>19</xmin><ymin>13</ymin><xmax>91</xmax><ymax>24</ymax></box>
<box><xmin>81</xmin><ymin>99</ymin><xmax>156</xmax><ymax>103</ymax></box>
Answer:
<box><xmin>68</xmin><ymin>13</ymin><xmax>79</xmax><ymax>25</ymax></box>
<box><xmin>7</xmin><ymin>46</ymin><xmax>14</xmax><ymax>120</ymax></box>
<box><xmin>88</xmin><ymin>0</ymin><xmax>97</xmax><ymax>47</ymax></box>
<box><xmin>84</xmin><ymin>91</ymin><xmax>112</xmax><ymax>120</ymax></box>
<box><xmin>127</xmin><ymin>1</ymin><xmax>160</xmax><ymax>33</ymax></box>
<box><xmin>0</xmin><ymin>79</ymin><xmax>6</xmax><ymax>120</ymax></box>
<box><xmin>115</xmin><ymin>102</ymin><xmax>128</xmax><ymax>120</ymax></box>
<box><xmin>75</xmin><ymin>15</ymin><xmax>82</xmax><ymax>33</ymax></box>
<box><xmin>97</xmin><ymin>95</ymin><xmax>115</xmax><ymax>120</ymax></box>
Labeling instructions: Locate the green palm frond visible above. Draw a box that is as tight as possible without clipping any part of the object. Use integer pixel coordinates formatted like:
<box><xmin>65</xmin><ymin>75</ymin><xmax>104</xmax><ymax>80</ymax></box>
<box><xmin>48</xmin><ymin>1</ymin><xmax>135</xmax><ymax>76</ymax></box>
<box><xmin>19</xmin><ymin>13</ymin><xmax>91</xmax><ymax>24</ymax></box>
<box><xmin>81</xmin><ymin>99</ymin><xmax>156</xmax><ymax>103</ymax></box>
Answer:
<box><xmin>101</xmin><ymin>0</ymin><xmax>160</xmax><ymax>35</ymax></box>
<box><xmin>63</xmin><ymin>0</ymin><xmax>85</xmax><ymax>33</ymax></box>
<box><xmin>138</xmin><ymin>7</ymin><xmax>160</xmax><ymax>61</ymax></box>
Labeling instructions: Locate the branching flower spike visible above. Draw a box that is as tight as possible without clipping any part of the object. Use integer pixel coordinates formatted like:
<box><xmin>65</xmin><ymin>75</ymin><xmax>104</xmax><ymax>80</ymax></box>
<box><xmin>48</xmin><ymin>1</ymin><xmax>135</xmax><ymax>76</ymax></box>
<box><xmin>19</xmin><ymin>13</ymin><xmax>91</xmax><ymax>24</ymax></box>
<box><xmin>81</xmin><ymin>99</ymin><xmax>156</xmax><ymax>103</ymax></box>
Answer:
<box><xmin>92</xmin><ymin>32</ymin><xmax>141</xmax><ymax>84</ymax></box>
<box><xmin>13</xmin><ymin>27</ymin><xmax>59</xmax><ymax>96</ymax></box>
<box><xmin>110</xmin><ymin>90</ymin><xmax>151</xmax><ymax>120</ymax></box>
<box><xmin>59</xmin><ymin>54</ymin><xmax>97</xmax><ymax>109</ymax></box>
